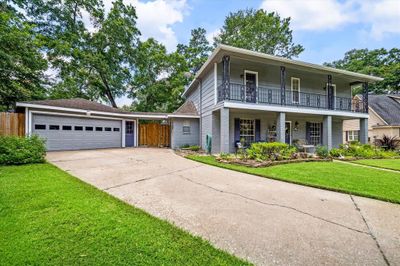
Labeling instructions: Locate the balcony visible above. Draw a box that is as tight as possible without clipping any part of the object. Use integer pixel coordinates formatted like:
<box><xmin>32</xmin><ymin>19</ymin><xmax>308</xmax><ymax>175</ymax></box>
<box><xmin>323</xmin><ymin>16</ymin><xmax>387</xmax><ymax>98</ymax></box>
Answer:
<box><xmin>217</xmin><ymin>83</ymin><xmax>367</xmax><ymax>113</ymax></box>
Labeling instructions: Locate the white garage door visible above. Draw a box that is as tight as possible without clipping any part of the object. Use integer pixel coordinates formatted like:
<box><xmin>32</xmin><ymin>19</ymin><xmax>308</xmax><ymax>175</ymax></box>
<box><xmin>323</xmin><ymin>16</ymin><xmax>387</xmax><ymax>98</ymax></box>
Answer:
<box><xmin>32</xmin><ymin>114</ymin><xmax>122</xmax><ymax>151</ymax></box>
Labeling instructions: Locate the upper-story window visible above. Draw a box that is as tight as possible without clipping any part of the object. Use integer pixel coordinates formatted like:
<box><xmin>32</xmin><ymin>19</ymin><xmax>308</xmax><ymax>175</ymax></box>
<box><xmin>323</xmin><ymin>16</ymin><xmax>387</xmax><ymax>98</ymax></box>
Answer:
<box><xmin>291</xmin><ymin>77</ymin><xmax>300</xmax><ymax>104</ymax></box>
<box><xmin>244</xmin><ymin>70</ymin><xmax>258</xmax><ymax>103</ymax></box>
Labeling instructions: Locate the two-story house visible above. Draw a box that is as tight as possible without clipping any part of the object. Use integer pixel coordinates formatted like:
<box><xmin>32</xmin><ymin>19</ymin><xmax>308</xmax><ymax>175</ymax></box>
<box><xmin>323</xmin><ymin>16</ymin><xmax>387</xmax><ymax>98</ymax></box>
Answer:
<box><xmin>182</xmin><ymin>45</ymin><xmax>382</xmax><ymax>153</ymax></box>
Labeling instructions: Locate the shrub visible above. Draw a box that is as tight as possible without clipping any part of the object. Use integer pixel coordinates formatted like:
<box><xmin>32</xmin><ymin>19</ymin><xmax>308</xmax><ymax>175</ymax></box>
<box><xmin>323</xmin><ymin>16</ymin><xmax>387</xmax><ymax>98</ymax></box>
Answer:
<box><xmin>180</xmin><ymin>144</ymin><xmax>190</xmax><ymax>148</ymax></box>
<box><xmin>0</xmin><ymin>135</ymin><xmax>46</xmax><ymax>165</ymax></box>
<box><xmin>315</xmin><ymin>145</ymin><xmax>329</xmax><ymax>158</ymax></box>
<box><xmin>188</xmin><ymin>145</ymin><xmax>200</xmax><ymax>151</ymax></box>
<box><xmin>329</xmin><ymin>148</ymin><xmax>343</xmax><ymax>158</ymax></box>
<box><xmin>376</xmin><ymin>135</ymin><xmax>400</xmax><ymax>150</ymax></box>
<box><xmin>247</xmin><ymin>142</ymin><xmax>296</xmax><ymax>161</ymax></box>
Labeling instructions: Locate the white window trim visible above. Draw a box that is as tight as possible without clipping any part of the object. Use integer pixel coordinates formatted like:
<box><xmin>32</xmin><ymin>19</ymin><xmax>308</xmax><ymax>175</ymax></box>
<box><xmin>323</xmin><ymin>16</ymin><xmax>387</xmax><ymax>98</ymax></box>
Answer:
<box><xmin>347</xmin><ymin>130</ymin><xmax>359</xmax><ymax>142</ymax></box>
<box><xmin>243</xmin><ymin>70</ymin><xmax>259</xmax><ymax>88</ymax></box>
<box><xmin>291</xmin><ymin>77</ymin><xmax>300</xmax><ymax>104</ymax></box>
<box><xmin>239</xmin><ymin>118</ymin><xmax>256</xmax><ymax>143</ymax></box>
<box><xmin>309</xmin><ymin>122</ymin><xmax>322</xmax><ymax>146</ymax></box>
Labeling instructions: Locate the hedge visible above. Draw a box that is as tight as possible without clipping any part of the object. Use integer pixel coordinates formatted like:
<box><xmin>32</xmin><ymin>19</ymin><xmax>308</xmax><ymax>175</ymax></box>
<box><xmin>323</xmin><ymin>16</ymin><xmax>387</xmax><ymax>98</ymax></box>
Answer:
<box><xmin>0</xmin><ymin>135</ymin><xmax>46</xmax><ymax>165</ymax></box>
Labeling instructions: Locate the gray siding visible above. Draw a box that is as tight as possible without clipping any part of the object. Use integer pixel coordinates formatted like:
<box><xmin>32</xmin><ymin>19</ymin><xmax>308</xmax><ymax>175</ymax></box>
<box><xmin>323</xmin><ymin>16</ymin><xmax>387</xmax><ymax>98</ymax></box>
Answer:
<box><xmin>201</xmin><ymin>114</ymin><xmax>213</xmax><ymax>150</ymax></box>
<box><xmin>171</xmin><ymin>118</ymin><xmax>199</xmax><ymax>149</ymax></box>
<box><xmin>32</xmin><ymin>114</ymin><xmax>122</xmax><ymax>151</ymax></box>
<box><xmin>202</xmin><ymin>68</ymin><xmax>216</xmax><ymax>113</ymax></box>
<box><xmin>332</xmin><ymin>120</ymin><xmax>343</xmax><ymax>148</ymax></box>
<box><xmin>186</xmin><ymin>85</ymin><xmax>200</xmax><ymax>111</ymax></box>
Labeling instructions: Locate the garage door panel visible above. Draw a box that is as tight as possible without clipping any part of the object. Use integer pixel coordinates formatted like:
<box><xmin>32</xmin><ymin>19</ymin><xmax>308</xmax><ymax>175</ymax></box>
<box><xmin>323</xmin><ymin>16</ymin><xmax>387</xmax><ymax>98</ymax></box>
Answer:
<box><xmin>32</xmin><ymin>114</ymin><xmax>122</xmax><ymax>151</ymax></box>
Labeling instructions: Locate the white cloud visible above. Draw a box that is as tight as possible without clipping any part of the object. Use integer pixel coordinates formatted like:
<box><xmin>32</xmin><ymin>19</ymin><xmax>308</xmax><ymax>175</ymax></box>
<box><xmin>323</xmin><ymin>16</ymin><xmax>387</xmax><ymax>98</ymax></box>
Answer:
<box><xmin>206</xmin><ymin>28</ymin><xmax>220</xmax><ymax>44</ymax></box>
<box><xmin>127</xmin><ymin>0</ymin><xmax>188</xmax><ymax>51</ymax></box>
<box><xmin>260</xmin><ymin>0</ymin><xmax>400</xmax><ymax>38</ymax></box>
<box><xmin>356</xmin><ymin>0</ymin><xmax>400</xmax><ymax>40</ymax></box>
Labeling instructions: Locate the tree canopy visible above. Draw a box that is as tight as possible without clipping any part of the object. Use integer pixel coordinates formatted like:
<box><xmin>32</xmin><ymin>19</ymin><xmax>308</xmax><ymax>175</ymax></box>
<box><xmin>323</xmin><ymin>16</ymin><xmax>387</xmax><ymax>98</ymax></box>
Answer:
<box><xmin>214</xmin><ymin>8</ymin><xmax>304</xmax><ymax>58</ymax></box>
<box><xmin>325</xmin><ymin>48</ymin><xmax>400</xmax><ymax>94</ymax></box>
<box><xmin>0</xmin><ymin>2</ymin><xmax>48</xmax><ymax>111</ymax></box>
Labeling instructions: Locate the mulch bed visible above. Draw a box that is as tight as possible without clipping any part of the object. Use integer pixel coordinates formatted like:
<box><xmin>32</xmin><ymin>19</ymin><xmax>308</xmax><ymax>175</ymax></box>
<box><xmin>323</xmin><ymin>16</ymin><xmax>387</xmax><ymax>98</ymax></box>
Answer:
<box><xmin>216</xmin><ymin>157</ymin><xmax>332</xmax><ymax>168</ymax></box>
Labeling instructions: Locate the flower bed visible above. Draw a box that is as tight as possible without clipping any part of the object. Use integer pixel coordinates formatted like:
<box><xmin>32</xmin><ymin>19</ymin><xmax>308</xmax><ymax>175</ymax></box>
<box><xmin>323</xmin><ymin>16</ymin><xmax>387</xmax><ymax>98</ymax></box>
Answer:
<box><xmin>216</xmin><ymin>157</ymin><xmax>332</xmax><ymax>168</ymax></box>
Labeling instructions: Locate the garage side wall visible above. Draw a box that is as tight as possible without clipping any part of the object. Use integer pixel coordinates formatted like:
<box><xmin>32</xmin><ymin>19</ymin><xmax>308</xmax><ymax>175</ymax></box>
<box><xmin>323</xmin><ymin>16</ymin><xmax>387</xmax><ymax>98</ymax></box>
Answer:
<box><xmin>171</xmin><ymin>118</ymin><xmax>199</xmax><ymax>149</ymax></box>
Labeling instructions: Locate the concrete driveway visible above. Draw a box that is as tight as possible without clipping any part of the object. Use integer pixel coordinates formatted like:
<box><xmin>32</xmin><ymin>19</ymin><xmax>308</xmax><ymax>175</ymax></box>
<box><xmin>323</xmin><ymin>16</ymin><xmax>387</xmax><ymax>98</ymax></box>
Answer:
<box><xmin>47</xmin><ymin>148</ymin><xmax>400</xmax><ymax>265</ymax></box>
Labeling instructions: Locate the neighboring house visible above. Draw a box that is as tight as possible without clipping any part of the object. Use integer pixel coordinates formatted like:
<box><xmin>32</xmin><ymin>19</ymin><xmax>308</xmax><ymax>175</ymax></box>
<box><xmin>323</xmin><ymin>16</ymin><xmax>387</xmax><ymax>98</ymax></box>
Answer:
<box><xmin>182</xmin><ymin>45</ymin><xmax>382</xmax><ymax>153</ymax></box>
<box><xmin>15</xmin><ymin>45</ymin><xmax>383</xmax><ymax>152</ymax></box>
<box><xmin>15</xmin><ymin>98</ymin><xmax>199</xmax><ymax>151</ymax></box>
<box><xmin>343</xmin><ymin>94</ymin><xmax>400</xmax><ymax>143</ymax></box>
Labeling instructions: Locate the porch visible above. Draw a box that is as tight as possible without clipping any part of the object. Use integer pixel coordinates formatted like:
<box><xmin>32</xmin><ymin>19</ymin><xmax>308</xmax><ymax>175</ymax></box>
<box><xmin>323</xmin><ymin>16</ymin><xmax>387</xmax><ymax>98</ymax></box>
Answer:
<box><xmin>211</xmin><ymin>108</ymin><xmax>368</xmax><ymax>154</ymax></box>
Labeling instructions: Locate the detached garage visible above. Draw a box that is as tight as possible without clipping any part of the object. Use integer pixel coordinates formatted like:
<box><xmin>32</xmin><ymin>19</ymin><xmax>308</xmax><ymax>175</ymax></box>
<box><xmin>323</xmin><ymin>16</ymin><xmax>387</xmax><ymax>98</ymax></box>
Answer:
<box><xmin>32</xmin><ymin>114</ymin><xmax>122</xmax><ymax>151</ymax></box>
<box><xmin>16</xmin><ymin>98</ymin><xmax>171</xmax><ymax>151</ymax></box>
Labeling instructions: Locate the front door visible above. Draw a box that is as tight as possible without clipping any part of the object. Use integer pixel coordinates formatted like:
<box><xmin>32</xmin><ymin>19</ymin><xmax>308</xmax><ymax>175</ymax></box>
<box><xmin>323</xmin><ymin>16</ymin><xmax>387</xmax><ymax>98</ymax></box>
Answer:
<box><xmin>285</xmin><ymin>122</ymin><xmax>291</xmax><ymax>144</ymax></box>
<box><xmin>125</xmin><ymin>121</ymin><xmax>135</xmax><ymax>147</ymax></box>
<box><xmin>245</xmin><ymin>72</ymin><xmax>257</xmax><ymax>103</ymax></box>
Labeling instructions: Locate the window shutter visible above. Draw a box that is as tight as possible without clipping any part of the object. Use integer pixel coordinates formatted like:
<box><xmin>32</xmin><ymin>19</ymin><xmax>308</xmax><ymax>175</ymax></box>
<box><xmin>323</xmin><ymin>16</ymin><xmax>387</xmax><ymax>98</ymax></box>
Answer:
<box><xmin>255</xmin><ymin>119</ymin><xmax>261</xmax><ymax>142</ymax></box>
<box><xmin>357</xmin><ymin>130</ymin><xmax>360</xmax><ymax>141</ymax></box>
<box><xmin>234</xmin><ymin>118</ymin><xmax>240</xmax><ymax>142</ymax></box>
<box><xmin>320</xmin><ymin>122</ymin><xmax>323</xmax><ymax>145</ymax></box>
<box><xmin>306</xmin><ymin>122</ymin><xmax>311</xmax><ymax>144</ymax></box>
<box><xmin>346</xmin><ymin>131</ymin><xmax>349</xmax><ymax>142</ymax></box>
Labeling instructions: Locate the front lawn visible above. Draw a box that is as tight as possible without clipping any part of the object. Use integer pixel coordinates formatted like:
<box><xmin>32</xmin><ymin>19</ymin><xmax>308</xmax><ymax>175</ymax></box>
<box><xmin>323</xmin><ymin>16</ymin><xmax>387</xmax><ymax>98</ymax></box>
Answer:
<box><xmin>0</xmin><ymin>163</ymin><xmax>248</xmax><ymax>265</ymax></box>
<box><xmin>187</xmin><ymin>155</ymin><xmax>400</xmax><ymax>204</ymax></box>
<box><xmin>353</xmin><ymin>159</ymin><xmax>400</xmax><ymax>171</ymax></box>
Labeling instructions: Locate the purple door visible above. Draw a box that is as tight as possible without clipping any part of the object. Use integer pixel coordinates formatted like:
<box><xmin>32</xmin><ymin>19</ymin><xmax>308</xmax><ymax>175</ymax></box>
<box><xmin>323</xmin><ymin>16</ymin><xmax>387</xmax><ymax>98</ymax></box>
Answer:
<box><xmin>125</xmin><ymin>121</ymin><xmax>135</xmax><ymax>147</ymax></box>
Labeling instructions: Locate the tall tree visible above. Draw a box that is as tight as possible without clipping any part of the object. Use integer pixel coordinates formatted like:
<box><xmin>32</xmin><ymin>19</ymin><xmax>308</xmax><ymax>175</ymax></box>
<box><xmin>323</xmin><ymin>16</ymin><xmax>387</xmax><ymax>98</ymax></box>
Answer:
<box><xmin>130</xmin><ymin>28</ymin><xmax>212</xmax><ymax>112</ymax></box>
<box><xmin>325</xmin><ymin>48</ymin><xmax>400</xmax><ymax>94</ymax></box>
<box><xmin>15</xmin><ymin>0</ymin><xmax>140</xmax><ymax>107</ymax></box>
<box><xmin>214</xmin><ymin>8</ymin><xmax>304</xmax><ymax>58</ymax></box>
<box><xmin>0</xmin><ymin>2</ymin><xmax>48</xmax><ymax>111</ymax></box>
<box><xmin>177</xmin><ymin>27</ymin><xmax>213</xmax><ymax>74</ymax></box>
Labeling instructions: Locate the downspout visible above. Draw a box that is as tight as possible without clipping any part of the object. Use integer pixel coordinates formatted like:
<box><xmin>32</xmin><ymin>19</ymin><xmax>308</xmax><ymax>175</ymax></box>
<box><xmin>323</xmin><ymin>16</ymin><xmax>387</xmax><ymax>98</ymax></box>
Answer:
<box><xmin>199</xmin><ymin>78</ymin><xmax>203</xmax><ymax>148</ymax></box>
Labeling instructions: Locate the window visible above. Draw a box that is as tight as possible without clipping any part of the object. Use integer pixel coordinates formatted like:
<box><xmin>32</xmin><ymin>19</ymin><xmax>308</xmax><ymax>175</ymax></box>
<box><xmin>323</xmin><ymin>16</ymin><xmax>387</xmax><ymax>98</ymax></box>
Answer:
<box><xmin>240</xmin><ymin>119</ymin><xmax>255</xmax><ymax>145</ymax></box>
<box><xmin>74</xmin><ymin>126</ymin><xmax>83</xmax><ymax>131</ymax></box>
<box><xmin>309</xmin><ymin>122</ymin><xmax>321</xmax><ymax>145</ymax></box>
<box><xmin>291</xmin><ymin>77</ymin><xmax>300</xmax><ymax>104</ymax></box>
<box><xmin>183</xmin><ymin>126</ymin><xmax>191</xmax><ymax>135</ymax></box>
<box><xmin>34</xmin><ymin>124</ymin><xmax>46</xmax><ymax>130</ymax></box>
<box><xmin>104</xmin><ymin>127</ymin><xmax>112</xmax><ymax>132</ymax></box>
<box><xmin>113</xmin><ymin>128</ymin><xmax>120</xmax><ymax>132</ymax></box>
<box><xmin>347</xmin><ymin>130</ymin><xmax>359</xmax><ymax>142</ymax></box>
<box><xmin>126</xmin><ymin>122</ymin><xmax>134</xmax><ymax>134</ymax></box>
<box><xmin>85</xmin><ymin>126</ymin><xmax>93</xmax><ymax>131</ymax></box>
<box><xmin>62</xmin><ymin>125</ymin><xmax>72</xmax><ymax>131</ymax></box>
<box><xmin>95</xmin><ymin>127</ymin><xmax>103</xmax><ymax>131</ymax></box>
<box><xmin>182</xmin><ymin>120</ymin><xmax>191</xmax><ymax>135</ymax></box>
<box><xmin>49</xmin><ymin>125</ymin><xmax>59</xmax><ymax>130</ymax></box>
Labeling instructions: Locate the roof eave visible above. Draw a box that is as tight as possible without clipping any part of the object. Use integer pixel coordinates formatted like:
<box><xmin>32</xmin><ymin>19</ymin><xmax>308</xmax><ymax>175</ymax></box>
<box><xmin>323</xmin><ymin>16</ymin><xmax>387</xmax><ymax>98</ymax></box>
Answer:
<box><xmin>184</xmin><ymin>45</ymin><xmax>384</xmax><ymax>97</ymax></box>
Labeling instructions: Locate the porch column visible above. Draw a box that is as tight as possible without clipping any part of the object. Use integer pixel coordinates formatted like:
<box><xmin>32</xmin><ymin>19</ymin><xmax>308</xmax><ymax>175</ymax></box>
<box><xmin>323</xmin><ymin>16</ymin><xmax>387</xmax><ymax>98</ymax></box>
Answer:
<box><xmin>276</xmin><ymin>112</ymin><xmax>286</xmax><ymax>143</ymax></box>
<box><xmin>327</xmin><ymin>74</ymin><xmax>333</xmax><ymax>110</ymax></box>
<box><xmin>360</xmin><ymin>118</ymin><xmax>368</xmax><ymax>144</ymax></box>
<box><xmin>222</xmin><ymin>55</ymin><xmax>230</xmax><ymax>100</ymax></box>
<box><xmin>220</xmin><ymin>107</ymin><xmax>230</xmax><ymax>153</ymax></box>
<box><xmin>323</xmin><ymin>115</ymin><xmax>332</xmax><ymax>150</ymax></box>
<box><xmin>280</xmin><ymin>66</ymin><xmax>286</xmax><ymax>105</ymax></box>
<box><xmin>363</xmin><ymin>82</ymin><xmax>369</xmax><ymax>113</ymax></box>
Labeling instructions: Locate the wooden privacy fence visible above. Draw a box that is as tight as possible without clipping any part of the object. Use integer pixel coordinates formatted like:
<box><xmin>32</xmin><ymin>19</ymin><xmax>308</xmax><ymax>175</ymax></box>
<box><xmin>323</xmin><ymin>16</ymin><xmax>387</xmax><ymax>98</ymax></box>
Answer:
<box><xmin>0</xmin><ymin>112</ymin><xmax>25</xmax><ymax>137</ymax></box>
<box><xmin>139</xmin><ymin>123</ymin><xmax>170</xmax><ymax>147</ymax></box>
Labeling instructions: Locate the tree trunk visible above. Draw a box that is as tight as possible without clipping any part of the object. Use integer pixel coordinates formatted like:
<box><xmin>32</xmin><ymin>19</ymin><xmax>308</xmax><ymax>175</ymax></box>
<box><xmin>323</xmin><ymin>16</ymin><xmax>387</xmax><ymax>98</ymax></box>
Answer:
<box><xmin>99</xmin><ymin>72</ymin><xmax>118</xmax><ymax>108</ymax></box>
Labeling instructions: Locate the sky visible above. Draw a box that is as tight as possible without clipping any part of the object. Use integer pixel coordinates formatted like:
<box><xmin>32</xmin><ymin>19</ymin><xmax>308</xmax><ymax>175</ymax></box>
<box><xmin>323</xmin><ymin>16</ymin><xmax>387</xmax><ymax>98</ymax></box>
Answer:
<box><xmin>115</xmin><ymin>0</ymin><xmax>400</xmax><ymax>105</ymax></box>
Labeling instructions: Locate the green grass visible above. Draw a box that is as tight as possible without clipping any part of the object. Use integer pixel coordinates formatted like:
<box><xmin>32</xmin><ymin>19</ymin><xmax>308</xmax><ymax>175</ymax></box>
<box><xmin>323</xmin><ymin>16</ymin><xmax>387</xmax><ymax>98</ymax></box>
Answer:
<box><xmin>0</xmin><ymin>163</ymin><xmax>249</xmax><ymax>265</ymax></box>
<box><xmin>187</xmin><ymin>155</ymin><xmax>400</xmax><ymax>204</ymax></box>
<box><xmin>352</xmin><ymin>159</ymin><xmax>400</xmax><ymax>171</ymax></box>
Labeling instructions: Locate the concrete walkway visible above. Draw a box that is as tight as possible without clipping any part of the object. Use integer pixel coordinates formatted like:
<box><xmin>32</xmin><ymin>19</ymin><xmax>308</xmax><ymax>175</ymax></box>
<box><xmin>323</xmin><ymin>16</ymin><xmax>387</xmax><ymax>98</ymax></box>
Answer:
<box><xmin>47</xmin><ymin>148</ymin><xmax>400</xmax><ymax>266</ymax></box>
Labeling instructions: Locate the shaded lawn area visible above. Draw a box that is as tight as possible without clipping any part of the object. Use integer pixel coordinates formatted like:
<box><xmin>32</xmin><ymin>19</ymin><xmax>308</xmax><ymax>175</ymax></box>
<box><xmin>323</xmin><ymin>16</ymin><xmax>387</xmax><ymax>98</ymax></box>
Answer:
<box><xmin>352</xmin><ymin>159</ymin><xmax>400</xmax><ymax>171</ymax></box>
<box><xmin>187</xmin><ymin>155</ymin><xmax>400</xmax><ymax>204</ymax></box>
<box><xmin>0</xmin><ymin>163</ymin><xmax>249</xmax><ymax>265</ymax></box>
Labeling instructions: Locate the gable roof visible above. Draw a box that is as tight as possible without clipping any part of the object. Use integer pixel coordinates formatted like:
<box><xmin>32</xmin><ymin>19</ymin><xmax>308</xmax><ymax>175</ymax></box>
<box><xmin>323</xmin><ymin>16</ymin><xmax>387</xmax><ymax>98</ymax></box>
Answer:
<box><xmin>368</xmin><ymin>95</ymin><xmax>400</xmax><ymax>126</ymax></box>
<box><xmin>17</xmin><ymin>98</ymin><xmax>199</xmax><ymax>119</ymax></box>
<box><xmin>184</xmin><ymin>44</ymin><xmax>383</xmax><ymax>97</ymax></box>
<box><xmin>173</xmin><ymin>101</ymin><xmax>198</xmax><ymax>116</ymax></box>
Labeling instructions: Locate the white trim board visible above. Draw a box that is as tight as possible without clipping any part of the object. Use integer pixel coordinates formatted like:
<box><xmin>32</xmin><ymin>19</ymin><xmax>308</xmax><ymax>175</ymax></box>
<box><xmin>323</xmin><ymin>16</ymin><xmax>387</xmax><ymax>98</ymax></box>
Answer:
<box><xmin>223</xmin><ymin>102</ymin><xmax>369</xmax><ymax>119</ymax></box>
